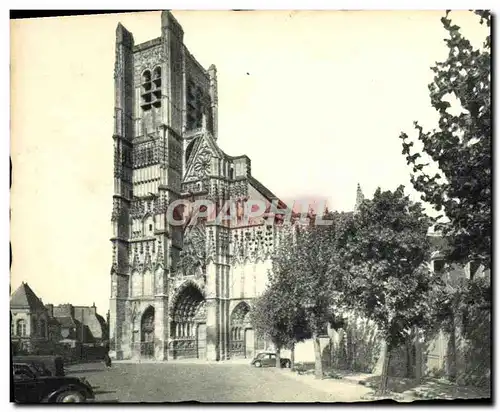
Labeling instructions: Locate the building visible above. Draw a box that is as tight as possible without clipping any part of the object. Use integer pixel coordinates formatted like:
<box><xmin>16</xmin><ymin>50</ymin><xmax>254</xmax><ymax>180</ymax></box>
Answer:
<box><xmin>110</xmin><ymin>11</ymin><xmax>290</xmax><ymax>361</ymax></box>
<box><xmin>10</xmin><ymin>282</ymin><xmax>50</xmax><ymax>353</ymax></box>
<box><xmin>10</xmin><ymin>282</ymin><xmax>108</xmax><ymax>354</ymax></box>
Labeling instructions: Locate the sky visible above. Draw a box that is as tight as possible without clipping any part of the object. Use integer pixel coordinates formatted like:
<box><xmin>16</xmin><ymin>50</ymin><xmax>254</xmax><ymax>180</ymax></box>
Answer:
<box><xmin>10</xmin><ymin>10</ymin><xmax>489</xmax><ymax>314</ymax></box>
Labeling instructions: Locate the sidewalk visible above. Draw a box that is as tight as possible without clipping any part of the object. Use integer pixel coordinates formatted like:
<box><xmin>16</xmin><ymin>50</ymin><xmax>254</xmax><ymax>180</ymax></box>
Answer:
<box><xmin>279</xmin><ymin>367</ymin><xmax>490</xmax><ymax>402</ymax></box>
<box><xmin>277</xmin><ymin>368</ymin><xmax>373</xmax><ymax>403</ymax></box>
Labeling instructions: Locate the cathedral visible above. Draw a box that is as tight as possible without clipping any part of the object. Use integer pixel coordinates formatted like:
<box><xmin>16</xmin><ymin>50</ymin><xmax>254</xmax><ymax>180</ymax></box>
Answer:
<box><xmin>109</xmin><ymin>11</ymin><xmax>290</xmax><ymax>361</ymax></box>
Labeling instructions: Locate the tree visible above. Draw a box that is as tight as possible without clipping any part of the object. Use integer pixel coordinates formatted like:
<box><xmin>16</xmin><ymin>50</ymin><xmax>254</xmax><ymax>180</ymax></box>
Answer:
<box><xmin>250</xmin><ymin>232</ymin><xmax>312</xmax><ymax>370</ymax></box>
<box><xmin>430</xmin><ymin>258</ymin><xmax>491</xmax><ymax>383</ymax></box>
<box><xmin>250</xmin><ymin>289</ymin><xmax>293</xmax><ymax>369</ymax></box>
<box><xmin>399</xmin><ymin>11</ymin><xmax>491</xmax><ymax>268</ymax></box>
<box><xmin>347</xmin><ymin>186</ymin><xmax>436</xmax><ymax>394</ymax></box>
<box><xmin>272</xmin><ymin>213</ymin><xmax>354</xmax><ymax>379</ymax></box>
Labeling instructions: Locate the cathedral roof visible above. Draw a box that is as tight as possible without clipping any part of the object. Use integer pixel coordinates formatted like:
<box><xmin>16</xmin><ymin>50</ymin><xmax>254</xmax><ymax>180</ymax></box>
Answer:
<box><xmin>10</xmin><ymin>282</ymin><xmax>45</xmax><ymax>311</ymax></box>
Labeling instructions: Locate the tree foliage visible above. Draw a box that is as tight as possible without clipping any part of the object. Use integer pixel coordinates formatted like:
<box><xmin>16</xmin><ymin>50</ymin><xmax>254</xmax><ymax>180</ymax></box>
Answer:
<box><xmin>250</xmin><ymin>230</ymin><xmax>313</xmax><ymax>369</ymax></box>
<box><xmin>348</xmin><ymin>186</ymin><xmax>436</xmax><ymax>347</ymax></box>
<box><xmin>346</xmin><ymin>186</ymin><xmax>437</xmax><ymax>393</ymax></box>
<box><xmin>399</xmin><ymin>10</ymin><xmax>491</xmax><ymax>268</ymax></box>
<box><xmin>266</xmin><ymin>212</ymin><xmax>355</xmax><ymax>378</ymax></box>
<box><xmin>250</xmin><ymin>288</ymin><xmax>296</xmax><ymax>355</ymax></box>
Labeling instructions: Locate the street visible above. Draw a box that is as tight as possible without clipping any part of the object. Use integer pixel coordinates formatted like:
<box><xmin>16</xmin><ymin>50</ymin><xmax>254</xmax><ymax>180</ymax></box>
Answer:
<box><xmin>66</xmin><ymin>361</ymin><xmax>360</xmax><ymax>403</ymax></box>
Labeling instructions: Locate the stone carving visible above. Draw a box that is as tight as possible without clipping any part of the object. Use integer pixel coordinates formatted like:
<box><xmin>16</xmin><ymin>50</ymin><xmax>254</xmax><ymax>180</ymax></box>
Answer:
<box><xmin>111</xmin><ymin>274</ymin><xmax>118</xmax><ymax>298</ymax></box>
<box><xmin>169</xmin><ymin>142</ymin><xmax>183</xmax><ymax>172</ymax></box>
<box><xmin>114</xmin><ymin>47</ymin><xmax>124</xmax><ymax>79</ymax></box>
<box><xmin>229</xmin><ymin>180</ymin><xmax>248</xmax><ymax>198</ymax></box>
<box><xmin>134</xmin><ymin>45</ymin><xmax>165</xmax><ymax>84</ymax></box>
<box><xmin>133</xmin><ymin>141</ymin><xmax>156</xmax><ymax>168</ymax></box>
<box><xmin>177</xmin><ymin>225</ymin><xmax>206</xmax><ymax>277</ymax></box>
<box><xmin>155</xmin><ymin>267</ymin><xmax>164</xmax><ymax>295</ymax></box>
<box><xmin>129</xmin><ymin>301</ymin><xmax>140</xmax><ymax>329</ymax></box>
<box><xmin>156</xmin><ymin>239</ymin><xmax>164</xmax><ymax>263</ymax></box>
<box><xmin>185</xmin><ymin>140</ymin><xmax>212</xmax><ymax>183</ymax></box>
<box><xmin>111</xmin><ymin>198</ymin><xmax>119</xmax><ymax>222</ymax></box>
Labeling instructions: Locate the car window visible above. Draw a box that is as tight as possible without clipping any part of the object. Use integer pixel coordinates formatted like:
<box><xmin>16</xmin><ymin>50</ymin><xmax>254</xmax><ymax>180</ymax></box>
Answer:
<box><xmin>269</xmin><ymin>354</ymin><xmax>276</xmax><ymax>359</ymax></box>
<box><xmin>14</xmin><ymin>369</ymin><xmax>34</xmax><ymax>380</ymax></box>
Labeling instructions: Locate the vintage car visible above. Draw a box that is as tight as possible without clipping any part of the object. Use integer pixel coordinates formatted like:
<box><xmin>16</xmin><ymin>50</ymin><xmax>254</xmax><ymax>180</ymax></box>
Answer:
<box><xmin>250</xmin><ymin>351</ymin><xmax>292</xmax><ymax>368</ymax></box>
<box><xmin>13</xmin><ymin>355</ymin><xmax>65</xmax><ymax>376</ymax></box>
<box><xmin>12</xmin><ymin>363</ymin><xmax>95</xmax><ymax>403</ymax></box>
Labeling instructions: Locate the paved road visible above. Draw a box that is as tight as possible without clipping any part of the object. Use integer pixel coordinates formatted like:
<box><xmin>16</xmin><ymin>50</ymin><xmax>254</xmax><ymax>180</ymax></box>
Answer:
<box><xmin>66</xmin><ymin>362</ymin><xmax>345</xmax><ymax>403</ymax></box>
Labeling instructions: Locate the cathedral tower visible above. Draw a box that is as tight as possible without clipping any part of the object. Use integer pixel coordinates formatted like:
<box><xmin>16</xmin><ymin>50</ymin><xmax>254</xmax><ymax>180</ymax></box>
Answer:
<box><xmin>110</xmin><ymin>11</ymin><xmax>281</xmax><ymax>362</ymax></box>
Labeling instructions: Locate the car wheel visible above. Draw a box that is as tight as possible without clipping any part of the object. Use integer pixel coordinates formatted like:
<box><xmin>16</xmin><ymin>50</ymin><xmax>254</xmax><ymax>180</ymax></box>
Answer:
<box><xmin>56</xmin><ymin>391</ymin><xmax>86</xmax><ymax>403</ymax></box>
<box><xmin>254</xmin><ymin>361</ymin><xmax>262</xmax><ymax>368</ymax></box>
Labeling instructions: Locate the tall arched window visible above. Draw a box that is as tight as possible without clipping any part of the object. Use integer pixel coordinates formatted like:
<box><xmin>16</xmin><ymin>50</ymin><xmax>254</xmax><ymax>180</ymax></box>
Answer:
<box><xmin>141</xmin><ymin>70</ymin><xmax>152</xmax><ymax>110</ymax></box>
<box><xmin>16</xmin><ymin>319</ymin><xmax>26</xmax><ymax>337</ymax></box>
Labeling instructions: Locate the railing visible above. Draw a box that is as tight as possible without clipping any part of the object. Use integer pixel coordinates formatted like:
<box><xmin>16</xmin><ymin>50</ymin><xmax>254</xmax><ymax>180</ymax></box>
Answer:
<box><xmin>131</xmin><ymin>342</ymin><xmax>155</xmax><ymax>358</ymax></box>
<box><xmin>229</xmin><ymin>340</ymin><xmax>245</xmax><ymax>358</ymax></box>
<box><xmin>168</xmin><ymin>339</ymin><xmax>197</xmax><ymax>359</ymax></box>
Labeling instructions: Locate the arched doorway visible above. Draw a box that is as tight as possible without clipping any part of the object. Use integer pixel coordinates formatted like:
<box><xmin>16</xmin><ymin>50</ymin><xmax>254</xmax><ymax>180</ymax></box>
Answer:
<box><xmin>141</xmin><ymin>306</ymin><xmax>155</xmax><ymax>359</ymax></box>
<box><xmin>170</xmin><ymin>284</ymin><xmax>206</xmax><ymax>359</ymax></box>
<box><xmin>229</xmin><ymin>302</ymin><xmax>252</xmax><ymax>359</ymax></box>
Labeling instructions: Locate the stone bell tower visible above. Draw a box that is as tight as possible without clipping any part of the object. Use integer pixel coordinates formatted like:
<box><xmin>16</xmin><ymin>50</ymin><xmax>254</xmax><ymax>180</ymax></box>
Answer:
<box><xmin>110</xmin><ymin>11</ymin><xmax>278</xmax><ymax>362</ymax></box>
<box><xmin>109</xmin><ymin>12</ymin><xmax>189</xmax><ymax>360</ymax></box>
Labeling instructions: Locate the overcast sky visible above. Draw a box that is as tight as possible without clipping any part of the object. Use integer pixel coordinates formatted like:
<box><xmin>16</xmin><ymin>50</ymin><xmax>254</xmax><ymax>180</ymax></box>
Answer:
<box><xmin>10</xmin><ymin>10</ymin><xmax>488</xmax><ymax>313</ymax></box>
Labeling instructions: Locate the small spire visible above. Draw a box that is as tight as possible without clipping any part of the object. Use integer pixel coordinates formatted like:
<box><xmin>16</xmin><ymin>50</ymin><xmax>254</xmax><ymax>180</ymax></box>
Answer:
<box><xmin>354</xmin><ymin>183</ymin><xmax>364</xmax><ymax>213</ymax></box>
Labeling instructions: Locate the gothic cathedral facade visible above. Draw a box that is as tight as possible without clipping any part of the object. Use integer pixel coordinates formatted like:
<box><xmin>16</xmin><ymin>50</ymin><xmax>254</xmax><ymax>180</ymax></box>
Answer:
<box><xmin>109</xmin><ymin>11</ymin><xmax>286</xmax><ymax>361</ymax></box>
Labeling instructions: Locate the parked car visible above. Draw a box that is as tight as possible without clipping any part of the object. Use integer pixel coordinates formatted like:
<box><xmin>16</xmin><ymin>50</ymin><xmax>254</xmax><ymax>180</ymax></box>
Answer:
<box><xmin>250</xmin><ymin>351</ymin><xmax>291</xmax><ymax>368</ymax></box>
<box><xmin>13</xmin><ymin>356</ymin><xmax>65</xmax><ymax>376</ymax></box>
<box><xmin>13</xmin><ymin>361</ymin><xmax>51</xmax><ymax>377</ymax></box>
<box><xmin>12</xmin><ymin>363</ymin><xmax>95</xmax><ymax>403</ymax></box>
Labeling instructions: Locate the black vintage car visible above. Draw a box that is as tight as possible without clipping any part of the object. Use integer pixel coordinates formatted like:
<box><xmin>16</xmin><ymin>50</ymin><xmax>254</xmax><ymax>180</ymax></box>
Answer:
<box><xmin>13</xmin><ymin>355</ymin><xmax>65</xmax><ymax>376</ymax></box>
<box><xmin>13</xmin><ymin>363</ymin><xmax>95</xmax><ymax>403</ymax></box>
<box><xmin>250</xmin><ymin>351</ymin><xmax>292</xmax><ymax>368</ymax></box>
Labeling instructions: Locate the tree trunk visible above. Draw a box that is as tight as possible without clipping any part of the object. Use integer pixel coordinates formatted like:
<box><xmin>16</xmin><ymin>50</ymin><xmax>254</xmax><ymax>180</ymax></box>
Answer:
<box><xmin>378</xmin><ymin>340</ymin><xmax>391</xmax><ymax>395</ymax></box>
<box><xmin>329</xmin><ymin>336</ymin><xmax>334</xmax><ymax>369</ymax></box>
<box><xmin>276</xmin><ymin>346</ymin><xmax>282</xmax><ymax>368</ymax></box>
<box><xmin>291</xmin><ymin>342</ymin><xmax>295</xmax><ymax>370</ymax></box>
<box><xmin>448</xmin><ymin>315</ymin><xmax>457</xmax><ymax>382</ymax></box>
<box><xmin>313</xmin><ymin>332</ymin><xmax>323</xmax><ymax>379</ymax></box>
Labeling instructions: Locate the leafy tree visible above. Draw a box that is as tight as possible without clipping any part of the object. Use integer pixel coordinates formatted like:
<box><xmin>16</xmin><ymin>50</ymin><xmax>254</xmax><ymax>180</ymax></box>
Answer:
<box><xmin>430</xmin><ymin>258</ymin><xmax>491</xmax><ymax>383</ymax></box>
<box><xmin>347</xmin><ymin>186</ymin><xmax>436</xmax><ymax>394</ymax></box>
<box><xmin>272</xmin><ymin>212</ymin><xmax>354</xmax><ymax>379</ymax></box>
<box><xmin>399</xmin><ymin>10</ymin><xmax>491</xmax><ymax>268</ymax></box>
<box><xmin>250</xmin><ymin>289</ymin><xmax>293</xmax><ymax>369</ymax></box>
<box><xmin>251</xmin><ymin>232</ymin><xmax>312</xmax><ymax>370</ymax></box>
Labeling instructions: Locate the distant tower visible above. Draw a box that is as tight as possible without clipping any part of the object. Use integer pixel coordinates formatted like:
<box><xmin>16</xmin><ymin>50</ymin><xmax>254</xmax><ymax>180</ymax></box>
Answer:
<box><xmin>354</xmin><ymin>183</ymin><xmax>364</xmax><ymax>214</ymax></box>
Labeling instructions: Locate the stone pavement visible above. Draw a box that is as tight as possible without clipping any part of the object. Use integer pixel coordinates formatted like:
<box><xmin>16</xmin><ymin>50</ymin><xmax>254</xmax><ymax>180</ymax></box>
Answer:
<box><xmin>66</xmin><ymin>361</ymin><xmax>362</xmax><ymax>402</ymax></box>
